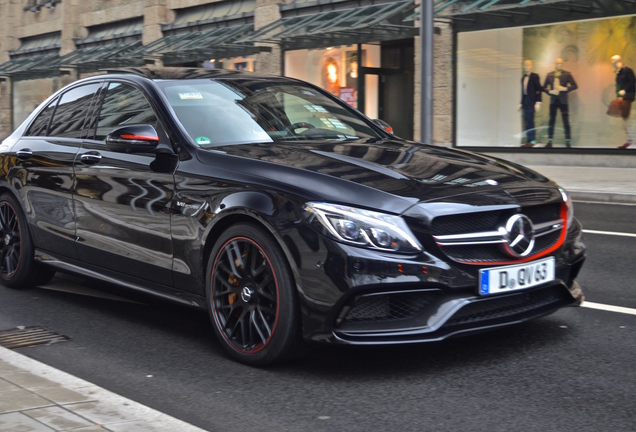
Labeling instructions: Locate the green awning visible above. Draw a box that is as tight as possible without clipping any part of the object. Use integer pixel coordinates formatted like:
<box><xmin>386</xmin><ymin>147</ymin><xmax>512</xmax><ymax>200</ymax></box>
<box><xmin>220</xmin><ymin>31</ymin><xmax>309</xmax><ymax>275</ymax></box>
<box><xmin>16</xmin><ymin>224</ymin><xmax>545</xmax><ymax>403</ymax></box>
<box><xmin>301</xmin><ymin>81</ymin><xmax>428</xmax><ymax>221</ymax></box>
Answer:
<box><xmin>163</xmin><ymin>0</ymin><xmax>255</xmax><ymax>32</ymax></box>
<box><xmin>127</xmin><ymin>24</ymin><xmax>266</xmax><ymax>66</ymax></box>
<box><xmin>0</xmin><ymin>53</ymin><xmax>61</xmax><ymax>79</ymax></box>
<box><xmin>0</xmin><ymin>32</ymin><xmax>61</xmax><ymax>80</ymax></box>
<box><xmin>408</xmin><ymin>0</ymin><xmax>636</xmax><ymax>32</ymax></box>
<box><xmin>240</xmin><ymin>0</ymin><xmax>418</xmax><ymax>50</ymax></box>
<box><xmin>58</xmin><ymin>40</ymin><xmax>141</xmax><ymax>72</ymax></box>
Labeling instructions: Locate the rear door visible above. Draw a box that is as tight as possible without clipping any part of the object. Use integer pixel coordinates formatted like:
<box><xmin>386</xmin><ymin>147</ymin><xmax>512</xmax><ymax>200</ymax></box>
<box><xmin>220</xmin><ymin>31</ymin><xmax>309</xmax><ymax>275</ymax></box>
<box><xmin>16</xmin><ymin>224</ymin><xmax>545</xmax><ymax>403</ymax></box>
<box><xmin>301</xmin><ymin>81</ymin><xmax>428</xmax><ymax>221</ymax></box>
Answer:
<box><xmin>10</xmin><ymin>82</ymin><xmax>102</xmax><ymax>259</ymax></box>
<box><xmin>74</xmin><ymin>81</ymin><xmax>175</xmax><ymax>286</ymax></box>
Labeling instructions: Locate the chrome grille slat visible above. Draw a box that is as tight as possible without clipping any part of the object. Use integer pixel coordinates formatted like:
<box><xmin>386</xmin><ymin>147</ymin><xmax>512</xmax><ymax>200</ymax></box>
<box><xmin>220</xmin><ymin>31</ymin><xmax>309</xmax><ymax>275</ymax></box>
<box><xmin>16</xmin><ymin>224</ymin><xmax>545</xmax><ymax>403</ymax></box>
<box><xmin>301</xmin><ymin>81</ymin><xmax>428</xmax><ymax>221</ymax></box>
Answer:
<box><xmin>427</xmin><ymin>202</ymin><xmax>564</xmax><ymax>264</ymax></box>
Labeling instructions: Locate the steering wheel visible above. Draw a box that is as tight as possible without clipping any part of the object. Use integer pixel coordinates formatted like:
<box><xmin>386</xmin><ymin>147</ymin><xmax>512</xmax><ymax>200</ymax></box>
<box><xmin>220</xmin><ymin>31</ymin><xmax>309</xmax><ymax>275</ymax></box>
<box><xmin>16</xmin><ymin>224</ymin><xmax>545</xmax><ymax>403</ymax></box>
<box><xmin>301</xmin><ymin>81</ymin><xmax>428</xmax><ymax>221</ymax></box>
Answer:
<box><xmin>286</xmin><ymin>122</ymin><xmax>315</xmax><ymax>133</ymax></box>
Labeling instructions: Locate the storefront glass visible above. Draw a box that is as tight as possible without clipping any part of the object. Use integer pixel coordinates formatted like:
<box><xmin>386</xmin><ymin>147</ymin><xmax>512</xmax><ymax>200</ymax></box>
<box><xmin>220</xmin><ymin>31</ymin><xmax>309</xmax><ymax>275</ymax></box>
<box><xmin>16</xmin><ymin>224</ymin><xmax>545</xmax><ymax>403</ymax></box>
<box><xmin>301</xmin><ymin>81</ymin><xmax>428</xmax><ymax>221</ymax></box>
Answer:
<box><xmin>285</xmin><ymin>44</ymin><xmax>381</xmax><ymax>118</ymax></box>
<box><xmin>457</xmin><ymin>15</ymin><xmax>636</xmax><ymax>149</ymax></box>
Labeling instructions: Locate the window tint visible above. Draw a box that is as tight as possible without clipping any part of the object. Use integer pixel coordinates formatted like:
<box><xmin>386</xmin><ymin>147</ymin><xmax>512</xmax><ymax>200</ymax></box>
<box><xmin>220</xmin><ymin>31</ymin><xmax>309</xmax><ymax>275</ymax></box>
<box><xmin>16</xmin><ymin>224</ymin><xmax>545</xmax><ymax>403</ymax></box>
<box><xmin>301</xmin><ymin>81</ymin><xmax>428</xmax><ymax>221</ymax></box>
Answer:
<box><xmin>95</xmin><ymin>83</ymin><xmax>157</xmax><ymax>141</ymax></box>
<box><xmin>25</xmin><ymin>99</ymin><xmax>57</xmax><ymax>136</ymax></box>
<box><xmin>48</xmin><ymin>84</ymin><xmax>101</xmax><ymax>138</ymax></box>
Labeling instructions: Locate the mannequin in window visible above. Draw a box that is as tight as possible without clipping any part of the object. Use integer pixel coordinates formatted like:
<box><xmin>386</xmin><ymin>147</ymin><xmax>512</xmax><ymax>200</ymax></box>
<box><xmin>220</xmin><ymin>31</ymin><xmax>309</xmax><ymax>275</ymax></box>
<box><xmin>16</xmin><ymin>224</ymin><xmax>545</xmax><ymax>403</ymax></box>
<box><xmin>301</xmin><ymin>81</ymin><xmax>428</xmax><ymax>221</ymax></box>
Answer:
<box><xmin>518</xmin><ymin>60</ymin><xmax>542</xmax><ymax>148</ymax></box>
<box><xmin>543</xmin><ymin>58</ymin><xmax>578</xmax><ymax>148</ymax></box>
<box><xmin>611</xmin><ymin>54</ymin><xmax>636</xmax><ymax>149</ymax></box>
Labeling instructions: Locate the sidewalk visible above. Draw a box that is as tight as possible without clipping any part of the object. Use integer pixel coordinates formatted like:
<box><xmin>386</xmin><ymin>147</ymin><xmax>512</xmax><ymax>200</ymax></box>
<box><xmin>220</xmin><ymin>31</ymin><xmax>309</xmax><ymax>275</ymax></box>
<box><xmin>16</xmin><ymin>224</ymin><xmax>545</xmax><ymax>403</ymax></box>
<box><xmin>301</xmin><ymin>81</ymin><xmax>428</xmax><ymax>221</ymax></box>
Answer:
<box><xmin>0</xmin><ymin>163</ymin><xmax>633</xmax><ymax>432</ymax></box>
<box><xmin>0</xmin><ymin>346</ymin><xmax>204</xmax><ymax>431</ymax></box>
<box><xmin>527</xmin><ymin>165</ymin><xmax>636</xmax><ymax>204</ymax></box>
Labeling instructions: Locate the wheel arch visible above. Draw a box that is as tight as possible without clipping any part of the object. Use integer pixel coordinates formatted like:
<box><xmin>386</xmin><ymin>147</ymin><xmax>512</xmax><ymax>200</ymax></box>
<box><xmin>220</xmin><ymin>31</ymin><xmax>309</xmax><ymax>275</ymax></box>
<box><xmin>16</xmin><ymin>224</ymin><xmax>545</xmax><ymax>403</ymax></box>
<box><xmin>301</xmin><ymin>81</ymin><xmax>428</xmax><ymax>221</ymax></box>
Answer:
<box><xmin>201</xmin><ymin>192</ymin><xmax>304</xmax><ymax>291</ymax></box>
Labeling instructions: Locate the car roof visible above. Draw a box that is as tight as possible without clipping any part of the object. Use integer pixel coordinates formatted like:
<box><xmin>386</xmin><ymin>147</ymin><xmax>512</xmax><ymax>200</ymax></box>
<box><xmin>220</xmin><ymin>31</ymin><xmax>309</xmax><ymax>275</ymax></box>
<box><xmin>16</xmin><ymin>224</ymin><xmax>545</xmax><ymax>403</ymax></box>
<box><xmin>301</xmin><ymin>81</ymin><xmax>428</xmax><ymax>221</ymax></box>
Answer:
<box><xmin>104</xmin><ymin>67</ymin><xmax>284</xmax><ymax>81</ymax></box>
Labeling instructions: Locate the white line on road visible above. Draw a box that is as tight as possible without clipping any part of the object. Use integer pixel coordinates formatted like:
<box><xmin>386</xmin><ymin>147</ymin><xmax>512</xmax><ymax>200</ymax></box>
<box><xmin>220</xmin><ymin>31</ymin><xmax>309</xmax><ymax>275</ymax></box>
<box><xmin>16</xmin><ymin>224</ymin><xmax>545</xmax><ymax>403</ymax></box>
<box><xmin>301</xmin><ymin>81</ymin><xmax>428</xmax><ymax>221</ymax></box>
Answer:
<box><xmin>582</xmin><ymin>301</ymin><xmax>636</xmax><ymax>316</ymax></box>
<box><xmin>582</xmin><ymin>229</ymin><xmax>636</xmax><ymax>238</ymax></box>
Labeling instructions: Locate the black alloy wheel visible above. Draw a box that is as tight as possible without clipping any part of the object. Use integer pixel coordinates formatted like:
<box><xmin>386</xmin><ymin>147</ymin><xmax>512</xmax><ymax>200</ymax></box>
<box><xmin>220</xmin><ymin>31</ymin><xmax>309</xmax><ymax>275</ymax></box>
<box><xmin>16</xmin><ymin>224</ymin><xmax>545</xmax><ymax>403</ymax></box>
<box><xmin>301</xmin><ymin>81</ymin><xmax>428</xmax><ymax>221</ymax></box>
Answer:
<box><xmin>0</xmin><ymin>193</ymin><xmax>56</xmax><ymax>288</ymax></box>
<box><xmin>0</xmin><ymin>199</ymin><xmax>21</xmax><ymax>278</ymax></box>
<box><xmin>207</xmin><ymin>223</ymin><xmax>302</xmax><ymax>366</ymax></box>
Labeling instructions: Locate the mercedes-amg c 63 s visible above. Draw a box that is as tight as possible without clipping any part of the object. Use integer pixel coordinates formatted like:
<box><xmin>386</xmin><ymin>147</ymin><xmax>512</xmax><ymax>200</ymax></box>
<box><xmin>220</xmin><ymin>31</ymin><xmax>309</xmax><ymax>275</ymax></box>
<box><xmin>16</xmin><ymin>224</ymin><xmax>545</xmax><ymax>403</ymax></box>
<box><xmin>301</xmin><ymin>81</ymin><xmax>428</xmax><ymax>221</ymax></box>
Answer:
<box><xmin>0</xmin><ymin>68</ymin><xmax>586</xmax><ymax>365</ymax></box>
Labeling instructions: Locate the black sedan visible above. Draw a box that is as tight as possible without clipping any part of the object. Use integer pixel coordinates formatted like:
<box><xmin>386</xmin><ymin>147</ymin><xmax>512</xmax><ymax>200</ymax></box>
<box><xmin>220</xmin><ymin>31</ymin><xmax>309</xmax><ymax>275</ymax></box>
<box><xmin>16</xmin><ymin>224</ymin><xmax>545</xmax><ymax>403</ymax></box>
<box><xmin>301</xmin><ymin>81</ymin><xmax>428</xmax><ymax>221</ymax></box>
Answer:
<box><xmin>0</xmin><ymin>67</ymin><xmax>585</xmax><ymax>365</ymax></box>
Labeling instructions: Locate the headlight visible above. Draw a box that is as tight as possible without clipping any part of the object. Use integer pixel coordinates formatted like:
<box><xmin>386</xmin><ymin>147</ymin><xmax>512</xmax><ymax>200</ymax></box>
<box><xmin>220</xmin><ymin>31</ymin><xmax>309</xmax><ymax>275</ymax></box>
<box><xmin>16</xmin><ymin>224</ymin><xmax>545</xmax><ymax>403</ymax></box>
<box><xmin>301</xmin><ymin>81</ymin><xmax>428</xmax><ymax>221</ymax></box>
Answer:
<box><xmin>559</xmin><ymin>187</ymin><xmax>574</xmax><ymax>228</ymax></box>
<box><xmin>305</xmin><ymin>202</ymin><xmax>422</xmax><ymax>253</ymax></box>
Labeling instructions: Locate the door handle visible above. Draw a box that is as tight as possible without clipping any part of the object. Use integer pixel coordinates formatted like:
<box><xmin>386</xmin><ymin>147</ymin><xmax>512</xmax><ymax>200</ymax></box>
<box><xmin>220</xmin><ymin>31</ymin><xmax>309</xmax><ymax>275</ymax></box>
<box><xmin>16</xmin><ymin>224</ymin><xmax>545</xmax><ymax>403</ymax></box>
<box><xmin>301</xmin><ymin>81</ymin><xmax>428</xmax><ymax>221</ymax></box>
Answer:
<box><xmin>80</xmin><ymin>152</ymin><xmax>102</xmax><ymax>165</ymax></box>
<box><xmin>16</xmin><ymin>149</ymin><xmax>32</xmax><ymax>160</ymax></box>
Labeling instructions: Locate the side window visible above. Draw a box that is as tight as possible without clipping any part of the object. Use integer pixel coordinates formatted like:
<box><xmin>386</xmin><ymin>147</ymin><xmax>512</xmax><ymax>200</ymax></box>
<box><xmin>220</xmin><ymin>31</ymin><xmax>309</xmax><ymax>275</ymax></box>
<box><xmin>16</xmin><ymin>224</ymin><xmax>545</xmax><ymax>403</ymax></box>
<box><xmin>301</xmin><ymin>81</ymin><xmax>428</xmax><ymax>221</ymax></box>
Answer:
<box><xmin>48</xmin><ymin>84</ymin><xmax>102</xmax><ymax>139</ymax></box>
<box><xmin>95</xmin><ymin>83</ymin><xmax>158</xmax><ymax>141</ymax></box>
<box><xmin>25</xmin><ymin>99</ymin><xmax>57</xmax><ymax>137</ymax></box>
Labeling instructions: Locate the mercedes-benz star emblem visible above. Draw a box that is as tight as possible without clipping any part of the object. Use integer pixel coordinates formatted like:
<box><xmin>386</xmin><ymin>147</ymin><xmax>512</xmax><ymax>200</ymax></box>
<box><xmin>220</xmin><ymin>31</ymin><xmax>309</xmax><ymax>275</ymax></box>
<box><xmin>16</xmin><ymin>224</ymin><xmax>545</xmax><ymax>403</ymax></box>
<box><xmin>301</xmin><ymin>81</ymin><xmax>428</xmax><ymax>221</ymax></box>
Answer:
<box><xmin>503</xmin><ymin>214</ymin><xmax>535</xmax><ymax>258</ymax></box>
<box><xmin>241</xmin><ymin>286</ymin><xmax>254</xmax><ymax>303</ymax></box>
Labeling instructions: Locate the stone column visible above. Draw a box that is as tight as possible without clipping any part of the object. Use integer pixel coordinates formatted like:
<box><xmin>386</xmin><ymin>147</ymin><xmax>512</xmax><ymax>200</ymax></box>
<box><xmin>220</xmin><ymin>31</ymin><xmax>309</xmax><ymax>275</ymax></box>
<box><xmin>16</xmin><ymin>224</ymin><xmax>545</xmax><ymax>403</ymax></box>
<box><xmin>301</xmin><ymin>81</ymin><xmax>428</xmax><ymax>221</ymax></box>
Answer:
<box><xmin>254</xmin><ymin>0</ymin><xmax>282</xmax><ymax>76</ymax></box>
<box><xmin>414</xmin><ymin>7</ymin><xmax>453</xmax><ymax>145</ymax></box>
<box><xmin>0</xmin><ymin>0</ymin><xmax>15</xmax><ymax>136</ymax></box>
<box><xmin>144</xmin><ymin>0</ymin><xmax>168</xmax><ymax>47</ymax></box>
<box><xmin>433</xmin><ymin>21</ymin><xmax>452</xmax><ymax>146</ymax></box>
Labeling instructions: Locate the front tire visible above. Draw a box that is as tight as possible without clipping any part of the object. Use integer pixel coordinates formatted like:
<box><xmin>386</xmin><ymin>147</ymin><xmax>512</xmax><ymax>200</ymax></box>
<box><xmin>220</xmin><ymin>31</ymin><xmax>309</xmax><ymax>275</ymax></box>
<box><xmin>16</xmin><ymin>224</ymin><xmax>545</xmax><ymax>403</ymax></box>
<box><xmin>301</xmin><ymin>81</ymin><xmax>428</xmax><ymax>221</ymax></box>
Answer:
<box><xmin>206</xmin><ymin>223</ymin><xmax>302</xmax><ymax>366</ymax></box>
<box><xmin>0</xmin><ymin>193</ymin><xmax>56</xmax><ymax>288</ymax></box>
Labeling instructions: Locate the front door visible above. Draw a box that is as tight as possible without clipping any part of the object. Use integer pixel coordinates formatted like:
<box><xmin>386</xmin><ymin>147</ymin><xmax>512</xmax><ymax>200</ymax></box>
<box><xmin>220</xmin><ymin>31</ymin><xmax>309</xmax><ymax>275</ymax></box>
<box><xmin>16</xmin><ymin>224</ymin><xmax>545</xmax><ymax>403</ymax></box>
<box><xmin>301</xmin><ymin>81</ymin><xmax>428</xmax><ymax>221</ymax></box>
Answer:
<box><xmin>74</xmin><ymin>81</ymin><xmax>175</xmax><ymax>286</ymax></box>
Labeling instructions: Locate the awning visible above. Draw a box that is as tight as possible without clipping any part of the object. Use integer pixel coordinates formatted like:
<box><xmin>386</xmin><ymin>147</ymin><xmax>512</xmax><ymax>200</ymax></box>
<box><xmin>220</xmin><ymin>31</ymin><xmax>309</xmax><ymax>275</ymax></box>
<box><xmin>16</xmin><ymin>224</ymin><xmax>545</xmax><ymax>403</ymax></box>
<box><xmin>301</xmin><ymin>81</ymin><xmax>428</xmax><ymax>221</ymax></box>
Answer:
<box><xmin>127</xmin><ymin>24</ymin><xmax>267</xmax><ymax>66</ymax></box>
<box><xmin>163</xmin><ymin>0</ymin><xmax>255</xmax><ymax>33</ymax></box>
<box><xmin>410</xmin><ymin>0</ymin><xmax>636</xmax><ymax>32</ymax></box>
<box><xmin>0</xmin><ymin>53</ymin><xmax>59</xmax><ymax>77</ymax></box>
<box><xmin>0</xmin><ymin>32</ymin><xmax>61</xmax><ymax>80</ymax></box>
<box><xmin>239</xmin><ymin>0</ymin><xmax>418</xmax><ymax>51</ymax></box>
<box><xmin>59</xmin><ymin>41</ymin><xmax>141</xmax><ymax>72</ymax></box>
<box><xmin>58</xmin><ymin>19</ymin><xmax>144</xmax><ymax>73</ymax></box>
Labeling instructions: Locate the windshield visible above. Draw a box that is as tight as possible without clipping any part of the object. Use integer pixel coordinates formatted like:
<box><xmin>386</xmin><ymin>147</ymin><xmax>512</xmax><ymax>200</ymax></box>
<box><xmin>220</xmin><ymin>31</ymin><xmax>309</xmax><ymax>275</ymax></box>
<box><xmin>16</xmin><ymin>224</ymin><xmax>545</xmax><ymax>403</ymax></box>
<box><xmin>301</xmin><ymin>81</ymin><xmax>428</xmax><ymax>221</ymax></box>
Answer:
<box><xmin>157</xmin><ymin>79</ymin><xmax>381</xmax><ymax>147</ymax></box>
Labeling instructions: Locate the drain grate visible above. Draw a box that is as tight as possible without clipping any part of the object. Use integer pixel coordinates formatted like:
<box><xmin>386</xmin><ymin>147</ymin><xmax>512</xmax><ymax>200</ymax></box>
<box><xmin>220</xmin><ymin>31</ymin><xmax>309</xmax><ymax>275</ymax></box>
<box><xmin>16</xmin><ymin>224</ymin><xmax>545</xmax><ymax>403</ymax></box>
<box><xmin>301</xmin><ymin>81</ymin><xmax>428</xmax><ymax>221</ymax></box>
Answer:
<box><xmin>0</xmin><ymin>326</ymin><xmax>70</xmax><ymax>349</ymax></box>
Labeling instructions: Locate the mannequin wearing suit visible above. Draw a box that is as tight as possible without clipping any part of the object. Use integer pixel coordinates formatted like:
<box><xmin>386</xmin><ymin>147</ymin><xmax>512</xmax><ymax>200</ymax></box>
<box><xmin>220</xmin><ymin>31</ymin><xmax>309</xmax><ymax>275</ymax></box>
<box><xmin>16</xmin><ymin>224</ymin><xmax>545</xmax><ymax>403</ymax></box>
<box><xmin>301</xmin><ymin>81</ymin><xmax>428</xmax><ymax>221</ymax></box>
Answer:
<box><xmin>518</xmin><ymin>60</ymin><xmax>542</xmax><ymax>148</ymax></box>
<box><xmin>543</xmin><ymin>58</ymin><xmax>578</xmax><ymax>147</ymax></box>
<box><xmin>611</xmin><ymin>54</ymin><xmax>636</xmax><ymax>149</ymax></box>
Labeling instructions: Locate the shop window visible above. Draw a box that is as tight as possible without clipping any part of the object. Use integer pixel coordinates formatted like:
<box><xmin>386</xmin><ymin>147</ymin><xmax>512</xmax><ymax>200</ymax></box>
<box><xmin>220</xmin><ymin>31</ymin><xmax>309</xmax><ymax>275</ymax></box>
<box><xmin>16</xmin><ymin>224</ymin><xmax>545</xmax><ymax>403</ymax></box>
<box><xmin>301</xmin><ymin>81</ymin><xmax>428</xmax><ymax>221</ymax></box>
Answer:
<box><xmin>94</xmin><ymin>83</ymin><xmax>158</xmax><ymax>141</ymax></box>
<box><xmin>48</xmin><ymin>84</ymin><xmax>101</xmax><ymax>139</ymax></box>
<box><xmin>456</xmin><ymin>15</ymin><xmax>636</xmax><ymax>149</ymax></box>
<box><xmin>25</xmin><ymin>99</ymin><xmax>56</xmax><ymax>137</ymax></box>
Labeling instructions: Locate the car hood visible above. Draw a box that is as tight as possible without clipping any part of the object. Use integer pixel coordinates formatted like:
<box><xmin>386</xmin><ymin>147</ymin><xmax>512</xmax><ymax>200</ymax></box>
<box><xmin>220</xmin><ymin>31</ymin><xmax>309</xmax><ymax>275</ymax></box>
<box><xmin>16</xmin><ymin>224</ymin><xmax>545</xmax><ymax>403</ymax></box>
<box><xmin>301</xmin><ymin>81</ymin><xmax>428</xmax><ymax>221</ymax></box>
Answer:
<box><xmin>196</xmin><ymin>139</ymin><xmax>557</xmax><ymax>214</ymax></box>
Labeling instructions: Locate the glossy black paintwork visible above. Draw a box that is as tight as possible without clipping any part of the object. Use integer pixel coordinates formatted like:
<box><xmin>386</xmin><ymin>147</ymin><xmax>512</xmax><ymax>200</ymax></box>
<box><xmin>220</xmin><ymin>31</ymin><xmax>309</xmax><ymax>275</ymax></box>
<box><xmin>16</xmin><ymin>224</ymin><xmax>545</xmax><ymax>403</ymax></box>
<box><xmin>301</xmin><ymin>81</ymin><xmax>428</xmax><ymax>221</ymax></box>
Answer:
<box><xmin>0</xmin><ymin>68</ymin><xmax>585</xmax><ymax>345</ymax></box>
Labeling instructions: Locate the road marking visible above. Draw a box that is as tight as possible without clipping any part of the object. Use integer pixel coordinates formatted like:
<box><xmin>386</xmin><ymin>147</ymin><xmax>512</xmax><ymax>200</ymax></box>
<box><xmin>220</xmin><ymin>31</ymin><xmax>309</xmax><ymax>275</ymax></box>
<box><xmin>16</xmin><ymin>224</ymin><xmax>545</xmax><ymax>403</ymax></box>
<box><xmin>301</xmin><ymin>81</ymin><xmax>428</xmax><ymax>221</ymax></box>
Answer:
<box><xmin>582</xmin><ymin>301</ymin><xmax>636</xmax><ymax>316</ymax></box>
<box><xmin>582</xmin><ymin>229</ymin><xmax>636</xmax><ymax>238</ymax></box>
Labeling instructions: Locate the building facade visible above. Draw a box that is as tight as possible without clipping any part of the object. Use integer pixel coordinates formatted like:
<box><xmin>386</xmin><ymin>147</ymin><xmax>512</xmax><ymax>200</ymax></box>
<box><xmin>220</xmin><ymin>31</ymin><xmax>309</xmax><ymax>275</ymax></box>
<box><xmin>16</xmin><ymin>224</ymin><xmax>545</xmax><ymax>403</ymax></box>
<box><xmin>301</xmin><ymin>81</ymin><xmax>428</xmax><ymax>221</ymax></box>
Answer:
<box><xmin>1</xmin><ymin>0</ymin><xmax>636</xmax><ymax>153</ymax></box>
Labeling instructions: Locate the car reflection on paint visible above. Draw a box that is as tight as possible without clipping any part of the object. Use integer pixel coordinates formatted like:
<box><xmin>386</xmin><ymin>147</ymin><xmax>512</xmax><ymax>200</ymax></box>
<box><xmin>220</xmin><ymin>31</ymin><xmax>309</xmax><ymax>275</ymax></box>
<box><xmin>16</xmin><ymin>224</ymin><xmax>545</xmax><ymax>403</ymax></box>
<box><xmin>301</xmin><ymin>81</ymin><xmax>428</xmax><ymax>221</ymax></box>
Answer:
<box><xmin>0</xmin><ymin>67</ymin><xmax>586</xmax><ymax>366</ymax></box>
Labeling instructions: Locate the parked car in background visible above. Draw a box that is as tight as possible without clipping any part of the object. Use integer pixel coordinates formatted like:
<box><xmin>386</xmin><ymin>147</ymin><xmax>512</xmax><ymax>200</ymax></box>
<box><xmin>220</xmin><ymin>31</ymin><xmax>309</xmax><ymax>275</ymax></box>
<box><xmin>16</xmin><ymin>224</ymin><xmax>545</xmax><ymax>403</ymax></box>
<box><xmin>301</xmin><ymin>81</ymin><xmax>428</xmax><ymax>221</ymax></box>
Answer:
<box><xmin>0</xmin><ymin>67</ymin><xmax>586</xmax><ymax>365</ymax></box>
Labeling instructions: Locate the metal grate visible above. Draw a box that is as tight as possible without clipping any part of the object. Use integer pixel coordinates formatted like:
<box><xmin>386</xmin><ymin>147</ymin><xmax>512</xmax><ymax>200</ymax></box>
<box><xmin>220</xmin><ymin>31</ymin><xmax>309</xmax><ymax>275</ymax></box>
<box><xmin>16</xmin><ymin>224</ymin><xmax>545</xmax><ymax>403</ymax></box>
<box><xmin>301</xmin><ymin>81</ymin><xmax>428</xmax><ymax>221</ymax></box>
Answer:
<box><xmin>342</xmin><ymin>291</ymin><xmax>441</xmax><ymax>324</ymax></box>
<box><xmin>0</xmin><ymin>326</ymin><xmax>70</xmax><ymax>349</ymax></box>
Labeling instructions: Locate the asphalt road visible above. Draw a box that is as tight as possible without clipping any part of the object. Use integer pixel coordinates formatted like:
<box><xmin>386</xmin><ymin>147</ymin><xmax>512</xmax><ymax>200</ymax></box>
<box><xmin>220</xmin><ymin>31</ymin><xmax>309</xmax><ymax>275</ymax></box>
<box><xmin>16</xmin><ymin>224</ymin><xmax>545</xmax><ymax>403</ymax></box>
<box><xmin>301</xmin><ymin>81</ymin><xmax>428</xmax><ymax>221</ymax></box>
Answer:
<box><xmin>0</xmin><ymin>201</ymin><xmax>634</xmax><ymax>432</ymax></box>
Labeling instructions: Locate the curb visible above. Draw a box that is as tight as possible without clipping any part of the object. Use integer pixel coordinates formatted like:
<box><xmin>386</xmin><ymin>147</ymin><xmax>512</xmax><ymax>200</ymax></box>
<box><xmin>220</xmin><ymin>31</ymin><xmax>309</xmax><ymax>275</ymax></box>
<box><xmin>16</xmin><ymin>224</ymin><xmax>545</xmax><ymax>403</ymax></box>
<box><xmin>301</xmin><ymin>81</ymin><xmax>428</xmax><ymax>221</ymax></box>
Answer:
<box><xmin>568</xmin><ymin>190</ymin><xmax>636</xmax><ymax>204</ymax></box>
<box><xmin>0</xmin><ymin>346</ymin><xmax>206</xmax><ymax>431</ymax></box>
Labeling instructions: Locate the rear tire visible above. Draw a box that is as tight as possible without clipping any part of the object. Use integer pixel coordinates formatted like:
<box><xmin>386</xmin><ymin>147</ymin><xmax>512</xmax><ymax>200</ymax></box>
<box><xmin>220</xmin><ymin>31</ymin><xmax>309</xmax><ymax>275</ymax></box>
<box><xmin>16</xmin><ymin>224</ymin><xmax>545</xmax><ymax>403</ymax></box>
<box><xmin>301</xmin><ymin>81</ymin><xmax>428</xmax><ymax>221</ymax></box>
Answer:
<box><xmin>206</xmin><ymin>223</ymin><xmax>303</xmax><ymax>366</ymax></box>
<box><xmin>0</xmin><ymin>193</ymin><xmax>56</xmax><ymax>288</ymax></box>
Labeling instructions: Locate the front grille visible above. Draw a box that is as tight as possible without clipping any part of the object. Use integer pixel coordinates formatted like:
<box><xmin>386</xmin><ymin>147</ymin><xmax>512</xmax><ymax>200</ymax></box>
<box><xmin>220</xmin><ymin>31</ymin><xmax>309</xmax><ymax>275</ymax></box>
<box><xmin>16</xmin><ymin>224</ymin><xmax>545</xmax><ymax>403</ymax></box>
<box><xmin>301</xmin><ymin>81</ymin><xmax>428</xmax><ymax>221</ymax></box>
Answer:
<box><xmin>444</xmin><ymin>286</ymin><xmax>571</xmax><ymax>327</ymax></box>
<box><xmin>341</xmin><ymin>291</ymin><xmax>441</xmax><ymax>325</ymax></box>
<box><xmin>431</xmin><ymin>211</ymin><xmax>501</xmax><ymax>236</ymax></box>
<box><xmin>430</xmin><ymin>202</ymin><xmax>564</xmax><ymax>264</ymax></box>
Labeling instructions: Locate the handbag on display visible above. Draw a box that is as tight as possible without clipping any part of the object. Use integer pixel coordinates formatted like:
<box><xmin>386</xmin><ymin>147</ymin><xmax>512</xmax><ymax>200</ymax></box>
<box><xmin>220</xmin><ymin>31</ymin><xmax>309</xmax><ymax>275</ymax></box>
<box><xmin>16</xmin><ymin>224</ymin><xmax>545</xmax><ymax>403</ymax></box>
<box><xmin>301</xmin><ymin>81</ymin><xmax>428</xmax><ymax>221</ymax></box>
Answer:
<box><xmin>607</xmin><ymin>99</ymin><xmax>624</xmax><ymax>117</ymax></box>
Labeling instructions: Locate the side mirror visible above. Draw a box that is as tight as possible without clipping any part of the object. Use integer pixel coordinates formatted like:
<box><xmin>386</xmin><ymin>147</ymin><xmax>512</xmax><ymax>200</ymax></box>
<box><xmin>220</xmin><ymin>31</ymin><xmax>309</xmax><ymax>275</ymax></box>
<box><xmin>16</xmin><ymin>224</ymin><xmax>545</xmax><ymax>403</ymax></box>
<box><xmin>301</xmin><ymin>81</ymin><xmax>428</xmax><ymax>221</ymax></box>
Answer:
<box><xmin>105</xmin><ymin>125</ymin><xmax>159</xmax><ymax>153</ymax></box>
<box><xmin>373</xmin><ymin>119</ymin><xmax>393</xmax><ymax>134</ymax></box>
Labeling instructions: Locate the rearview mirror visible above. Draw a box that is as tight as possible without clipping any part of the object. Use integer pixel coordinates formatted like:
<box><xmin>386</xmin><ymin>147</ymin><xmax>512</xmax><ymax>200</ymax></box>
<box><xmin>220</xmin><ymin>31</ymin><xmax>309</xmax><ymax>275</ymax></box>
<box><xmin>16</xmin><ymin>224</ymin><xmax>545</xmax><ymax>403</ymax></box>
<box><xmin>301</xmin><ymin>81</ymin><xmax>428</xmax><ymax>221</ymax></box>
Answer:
<box><xmin>105</xmin><ymin>125</ymin><xmax>160</xmax><ymax>153</ymax></box>
<box><xmin>373</xmin><ymin>119</ymin><xmax>393</xmax><ymax>134</ymax></box>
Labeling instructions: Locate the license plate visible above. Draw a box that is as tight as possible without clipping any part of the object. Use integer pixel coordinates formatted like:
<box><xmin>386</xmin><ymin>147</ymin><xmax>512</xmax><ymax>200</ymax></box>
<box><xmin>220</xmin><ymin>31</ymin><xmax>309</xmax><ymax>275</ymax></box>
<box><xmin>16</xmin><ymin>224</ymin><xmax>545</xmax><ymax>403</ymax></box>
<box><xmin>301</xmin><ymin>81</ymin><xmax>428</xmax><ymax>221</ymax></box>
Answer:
<box><xmin>479</xmin><ymin>257</ymin><xmax>555</xmax><ymax>296</ymax></box>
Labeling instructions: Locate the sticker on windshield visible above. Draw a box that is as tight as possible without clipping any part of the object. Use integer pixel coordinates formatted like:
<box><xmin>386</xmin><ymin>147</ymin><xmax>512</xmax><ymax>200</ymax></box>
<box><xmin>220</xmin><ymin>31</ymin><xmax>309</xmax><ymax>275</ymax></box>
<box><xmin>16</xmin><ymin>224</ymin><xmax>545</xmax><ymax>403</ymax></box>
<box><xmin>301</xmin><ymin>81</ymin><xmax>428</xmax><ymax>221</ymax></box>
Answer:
<box><xmin>196</xmin><ymin>136</ymin><xmax>211</xmax><ymax>145</ymax></box>
<box><xmin>179</xmin><ymin>92</ymin><xmax>203</xmax><ymax>100</ymax></box>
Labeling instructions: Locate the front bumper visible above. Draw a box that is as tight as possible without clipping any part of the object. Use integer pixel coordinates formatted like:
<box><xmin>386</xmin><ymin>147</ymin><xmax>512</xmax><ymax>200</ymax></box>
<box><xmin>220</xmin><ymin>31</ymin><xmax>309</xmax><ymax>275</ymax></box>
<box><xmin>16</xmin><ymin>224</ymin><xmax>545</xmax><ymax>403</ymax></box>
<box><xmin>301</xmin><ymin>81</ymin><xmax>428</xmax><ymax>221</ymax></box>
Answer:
<box><xmin>290</xmin><ymin>218</ymin><xmax>586</xmax><ymax>345</ymax></box>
